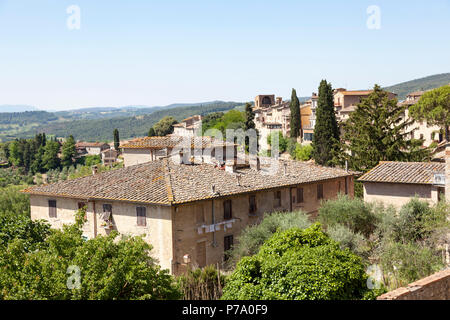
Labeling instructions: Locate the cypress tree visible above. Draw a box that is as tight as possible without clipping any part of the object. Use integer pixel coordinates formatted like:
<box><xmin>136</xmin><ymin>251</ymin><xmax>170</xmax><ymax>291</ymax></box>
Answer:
<box><xmin>289</xmin><ymin>89</ymin><xmax>301</xmax><ymax>139</ymax></box>
<box><xmin>312</xmin><ymin>80</ymin><xmax>339</xmax><ymax>166</ymax></box>
<box><xmin>244</xmin><ymin>102</ymin><xmax>257</xmax><ymax>152</ymax></box>
<box><xmin>148</xmin><ymin>127</ymin><xmax>155</xmax><ymax>137</ymax></box>
<box><xmin>113</xmin><ymin>128</ymin><xmax>120</xmax><ymax>151</ymax></box>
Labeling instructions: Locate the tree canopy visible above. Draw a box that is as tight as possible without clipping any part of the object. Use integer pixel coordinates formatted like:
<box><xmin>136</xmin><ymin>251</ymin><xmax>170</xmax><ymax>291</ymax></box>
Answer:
<box><xmin>340</xmin><ymin>85</ymin><xmax>431</xmax><ymax>172</ymax></box>
<box><xmin>222</xmin><ymin>224</ymin><xmax>372</xmax><ymax>300</ymax></box>
<box><xmin>152</xmin><ymin>116</ymin><xmax>178</xmax><ymax>137</ymax></box>
<box><xmin>408</xmin><ymin>85</ymin><xmax>450</xmax><ymax>139</ymax></box>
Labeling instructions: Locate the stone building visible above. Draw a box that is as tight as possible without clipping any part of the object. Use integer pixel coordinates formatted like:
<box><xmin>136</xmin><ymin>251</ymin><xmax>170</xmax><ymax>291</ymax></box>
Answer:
<box><xmin>333</xmin><ymin>88</ymin><xmax>397</xmax><ymax>122</ymax></box>
<box><xmin>300</xmin><ymin>93</ymin><xmax>318</xmax><ymax>144</ymax></box>
<box><xmin>120</xmin><ymin>136</ymin><xmax>237</xmax><ymax>167</ymax></box>
<box><xmin>253</xmin><ymin>95</ymin><xmax>291</xmax><ymax>151</ymax></box>
<box><xmin>173</xmin><ymin>115</ymin><xmax>202</xmax><ymax>137</ymax></box>
<box><xmin>75</xmin><ymin>142</ymin><xmax>110</xmax><ymax>157</ymax></box>
<box><xmin>21</xmin><ymin>157</ymin><xmax>356</xmax><ymax>275</ymax></box>
<box><xmin>358</xmin><ymin>161</ymin><xmax>445</xmax><ymax>208</ymax></box>
<box><xmin>400</xmin><ymin>91</ymin><xmax>443</xmax><ymax>147</ymax></box>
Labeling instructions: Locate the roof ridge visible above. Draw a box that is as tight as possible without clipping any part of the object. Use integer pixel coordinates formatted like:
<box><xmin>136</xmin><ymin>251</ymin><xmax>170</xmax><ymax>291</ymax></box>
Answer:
<box><xmin>162</xmin><ymin>158</ymin><xmax>174</xmax><ymax>203</ymax></box>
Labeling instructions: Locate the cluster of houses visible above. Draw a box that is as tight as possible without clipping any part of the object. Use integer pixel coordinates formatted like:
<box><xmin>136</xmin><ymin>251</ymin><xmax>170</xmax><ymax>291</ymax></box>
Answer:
<box><xmin>21</xmin><ymin>86</ymin><xmax>450</xmax><ymax>276</ymax></box>
<box><xmin>75</xmin><ymin>141</ymin><xmax>120</xmax><ymax>166</ymax></box>
<box><xmin>254</xmin><ymin>89</ymin><xmax>444</xmax><ymax>150</ymax></box>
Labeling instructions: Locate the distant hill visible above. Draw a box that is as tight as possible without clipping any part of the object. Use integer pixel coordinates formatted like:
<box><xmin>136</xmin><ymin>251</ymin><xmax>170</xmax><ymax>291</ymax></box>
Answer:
<box><xmin>383</xmin><ymin>73</ymin><xmax>450</xmax><ymax>100</ymax></box>
<box><xmin>8</xmin><ymin>101</ymin><xmax>244</xmax><ymax>142</ymax></box>
<box><xmin>0</xmin><ymin>105</ymin><xmax>39</xmax><ymax>113</ymax></box>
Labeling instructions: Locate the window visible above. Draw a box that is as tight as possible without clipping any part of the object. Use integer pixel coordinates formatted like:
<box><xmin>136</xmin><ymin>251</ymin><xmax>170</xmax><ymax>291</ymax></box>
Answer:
<box><xmin>101</xmin><ymin>204</ymin><xmax>112</xmax><ymax>222</ymax></box>
<box><xmin>249</xmin><ymin>195</ymin><xmax>257</xmax><ymax>214</ymax></box>
<box><xmin>224</xmin><ymin>235</ymin><xmax>233</xmax><ymax>253</ymax></box>
<box><xmin>196</xmin><ymin>205</ymin><xmax>205</xmax><ymax>224</ymax></box>
<box><xmin>274</xmin><ymin>190</ymin><xmax>281</xmax><ymax>207</ymax></box>
<box><xmin>345</xmin><ymin>178</ymin><xmax>348</xmax><ymax>195</ymax></box>
<box><xmin>48</xmin><ymin>200</ymin><xmax>57</xmax><ymax>218</ymax></box>
<box><xmin>196</xmin><ymin>241</ymin><xmax>206</xmax><ymax>267</ymax></box>
<box><xmin>297</xmin><ymin>188</ymin><xmax>304</xmax><ymax>203</ymax></box>
<box><xmin>223</xmin><ymin>200</ymin><xmax>232</xmax><ymax>220</ymax></box>
<box><xmin>136</xmin><ymin>207</ymin><xmax>147</xmax><ymax>226</ymax></box>
<box><xmin>317</xmin><ymin>184</ymin><xmax>324</xmax><ymax>200</ymax></box>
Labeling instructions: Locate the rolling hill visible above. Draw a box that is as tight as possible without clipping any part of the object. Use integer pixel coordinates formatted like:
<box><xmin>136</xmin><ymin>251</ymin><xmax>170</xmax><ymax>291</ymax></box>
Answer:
<box><xmin>383</xmin><ymin>73</ymin><xmax>450</xmax><ymax>100</ymax></box>
<box><xmin>2</xmin><ymin>101</ymin><xmax>244</xmax><ymax>142</ymax></box>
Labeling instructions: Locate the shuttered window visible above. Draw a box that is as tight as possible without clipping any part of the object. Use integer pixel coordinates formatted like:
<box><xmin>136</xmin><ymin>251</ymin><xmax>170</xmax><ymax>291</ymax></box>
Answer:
<box><xmin>136</xmin><ymin>207</ymin><xmax>147</xmax><ymax>226</ymax></box>
<box><xmin>297</xmin><ymin>188</ymin><xmax>304</xmax><ymax>203</ymax></box>
<box><xmin>317</xmin><ymin>184</ymin><xmax>324</xmax><ymax>200</ymax></box>
<box><xmin>224</xmin><ymin>235</ymin><xmax>233</xmax><ymax>253</ymax></box>
<box><xmin>48</xmin><ymin>200</ymin><xmax>57</xmax><ymax>218</ymax></box>
<box><xmin>249</xmin><ymin>195</ymin><xmax>257</xmax><ymax>214</ymax></box>
<box><xmin>274</xmin><ymin>190</ymin><xmax>281</xmax><ymax>207</ymax></box>
<box><xmin>223</xmin><ymin>200</ymin><xmax>232</xmax><ymax>220</ymax></box>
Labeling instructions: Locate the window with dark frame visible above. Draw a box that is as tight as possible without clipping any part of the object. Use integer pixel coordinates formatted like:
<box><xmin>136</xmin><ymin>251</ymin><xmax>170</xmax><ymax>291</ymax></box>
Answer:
<box><xmin>136</xmin><ymin>207</ymin><xmax>147</xmax><ymax>226</ymax></box>
<box><xmin>249</xmin><ymin>195</ymin><xmax>257</xmax><ymax>214</ymax></box>
<box><xmin>48</xmin><ymin>200</ymin><xmax>57</xmax><ymax>218</ymax></box>
<box><xmin>274</xmin><ymin>190</ymin><xmax>281</xmax><ymax>207</ymax></box>
<box><xmin>224</xmin><ymin>235</ymin><xmax>234</xmax><ymax>255</ymax></box>
<box><xmin>223</xmin><ymin>200</ymin><xmax>232</xmax><ymax>220</ymax></box>
<box><xmin>345</xmin><ymin>177</ymin><xmax>348</xmax><ymax>195</ymax></box>
<box><xmin>297</xmin><ymin>188</ymin><xmax>304</xmax><ymax>203</ymax></box>
<box><xmin>317</xmin><ymin>184</ymin><xmax>324</xmax><ymax>200</ymax></box>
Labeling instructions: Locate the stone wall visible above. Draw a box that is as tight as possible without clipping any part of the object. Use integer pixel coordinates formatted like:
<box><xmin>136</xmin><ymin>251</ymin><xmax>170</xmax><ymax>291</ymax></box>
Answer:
<box><xmin>377</xmin><ymin>269</ymin><xmax>450</xmax><ymax>300</ymax></box>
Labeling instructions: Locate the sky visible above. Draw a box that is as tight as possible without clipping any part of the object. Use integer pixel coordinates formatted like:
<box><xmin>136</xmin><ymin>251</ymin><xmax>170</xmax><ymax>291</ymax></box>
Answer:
<box><xmin>0</xmin><ymin>0</ymin><xmax>449</xmax><ymax>110</ymax></box>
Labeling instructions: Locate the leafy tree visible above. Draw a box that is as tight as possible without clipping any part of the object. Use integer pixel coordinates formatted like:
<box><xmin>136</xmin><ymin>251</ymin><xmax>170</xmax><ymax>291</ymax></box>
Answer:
<box><xmin>341</xmin><ymin>85</ymin><xmax>431</xmax><ymax>172</ymax></box>
<box><xmin>113</xmin><ymin>128</ymin><xmax>120</xmax><ymax>151</ymax></box>
<box><xmin>0</xmin><ymin>209</ymin><xmax>181</xmax><ymax>300</ymax></box>
<box><xmin>312</xmin><ymin>80</ymin><xmax>339</xmax><ymax>166</ymax></box>
<box><xmin>318</xmin><ymin>194</ymin><xmax>378</xmax><ymax>237</ymax></box>
<box><xmin>409</xmin><ymin>85</ymin><xmax>450</xmax><ymax>140</ymax></box>
<box><xmin>294</xmin><ymin>144</ymin><xmax>313</xmax><ymax>161</ymax></box>
<box><xmin>41</xmin><ymin>140</ymin><xmax>61</xmax><ymax>171</ymax></box>
<box><xmin>177</xmin><ymin>265</ymin><xmax>226</xmax><ymax>300</ymax></box>
<box><xmin>148</xmin><ymin>127</ymin><xmax>155</xmax><ymax>137</ymax></box>
<box><xmin>226</xmin><ymin>210</ymin><xmax>312</xmax><ymax>268</ymax></box>
<box><xmin>153</xmin><ymin>116</ymin><xmax>178</xmax><ymax>136</ymax></box>
<box><xmin>289</xmin><ymin>89</ymin><xmax>301</xmax><ymax>138</ymax></box>
<box><xmin>267</xmin><ymin>131</ymin><xmax>288</xmax><ymax>154</ymax></box>
<box><xmin>222</xmin><ymin>224</ymin><xmax>373</xmax><ymax>300</ymax></box>
<box><xmin>61</xmin><ymin>135</ymin><xmax>76</xmax><ymax>167</ymax></box>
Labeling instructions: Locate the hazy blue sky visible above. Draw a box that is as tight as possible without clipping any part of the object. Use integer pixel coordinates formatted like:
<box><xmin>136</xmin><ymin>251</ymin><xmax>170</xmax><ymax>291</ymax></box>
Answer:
<box><xmin>0</xmin><ymin>0</ymin><xmax>449</xmax><ymax>110</ymax></box>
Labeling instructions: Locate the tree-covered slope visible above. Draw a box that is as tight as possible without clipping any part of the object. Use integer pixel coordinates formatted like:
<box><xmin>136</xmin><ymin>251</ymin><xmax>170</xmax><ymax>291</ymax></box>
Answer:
<box><xmin>383</xmin><ymin>73</ymin><xmax>450</xmax><ymax>100</ymax></box>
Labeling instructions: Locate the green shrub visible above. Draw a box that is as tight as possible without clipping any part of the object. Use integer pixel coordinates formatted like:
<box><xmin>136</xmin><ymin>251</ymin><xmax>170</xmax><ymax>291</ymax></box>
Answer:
<box><xmin>379</xmin><ymin>241</ymin><xmax>444</xmax><ymax>288</ymax></box>
<box><xmin>222</xmin><ymin>224</ymin><xmax>372</xmax><ymax>300</ymax></box>
<box><xmin>318</xmin><ymin>194</ymin><xmax>378</xmax><ymax>237</ymax></box>
<box><xmin>177</xmin><ymin>265</ymin><xmax>226</xmax><ymax>300</ymax></box>
<box><xmin>326</xmin><ymin>224</ymin><xmax>370</xmax><ymax>259</ymax></box>
<box><xmin>294</xmin><ymin>144</ymin><xmax>313</xmax><ymax>161</ymax></box>
<box><xmin>226</xmin><ymin>210</ymin><xmax>312</xmax><ymax>268</ymax></box>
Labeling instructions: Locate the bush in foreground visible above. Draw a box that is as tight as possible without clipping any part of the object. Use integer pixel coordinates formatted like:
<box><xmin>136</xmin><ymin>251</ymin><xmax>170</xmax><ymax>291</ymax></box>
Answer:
<box><xmin>222</xmin><ymin>224</ymin><xmax>374</xmax><ymax>300</ymax></box>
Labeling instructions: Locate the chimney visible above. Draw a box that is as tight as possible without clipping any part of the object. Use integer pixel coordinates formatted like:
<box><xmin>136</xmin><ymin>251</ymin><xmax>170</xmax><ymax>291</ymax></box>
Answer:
<box><xmin>236</xmin><ymin>174</ymin><xmax>241</xmax><ymax>186</ymax></box>
<box><xmin>225</xmin><ymin>159</ymin><xmax>237</xmax><ymax>173</ymax></box>
<box><xmin>276</xmin><ymin>97</ymin><xmax>282</xmax><ymax>105</ymax></box>
<box><xmin>211</xmin><ymin>184</ymin><xmax>217</xmax><ymax>195</ymax></box>
<box><xmin>445</xmin><ymin>144</ymin><xmax>450</xmax><ymax>202</ymax></box>
<box><xmin>283</xmin><ymin>162</ymin><xmax>288</xmax><ymax>175</ymax></box>
<box><xmin>92</xmin><ymin>165</ymin><xmax>98</xmax><ymax>175</ymax></box>
<box><xmin>249</xmin><ymin>155</ymin><xmax>260</xmax><ymax>171</ymax></box>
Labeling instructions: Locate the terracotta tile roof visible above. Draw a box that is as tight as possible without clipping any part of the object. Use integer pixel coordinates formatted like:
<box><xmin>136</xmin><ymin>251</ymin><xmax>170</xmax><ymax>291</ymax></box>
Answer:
<box><xmin>22</xmin><ymin>158</ymin><xmax>355</xmax><ymax>205</ymax></box>
<box><xmin>76</xmin><ymin>142</ymin><xmax>109</xmax><ymax>148</ymax></box>
<box><xmin>120</xmin><ymin>136</ymin><xmax>235</xmax><ymax>149</ymax></box>
<box><xmin>358</xmin><ymin>161</ymin><xmax>445</xmax><ymax>185</ymax></box>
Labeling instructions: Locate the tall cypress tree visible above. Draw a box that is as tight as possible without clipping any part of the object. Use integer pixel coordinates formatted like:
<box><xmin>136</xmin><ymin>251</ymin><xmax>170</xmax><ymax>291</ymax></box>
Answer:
<box><xmin>244</xmin><ymin>102</ymin><xmax>257</xmax><ymax>152</ymax></box>
<box><xmin>312</xmin><ymin>80</ymin><xmax>339</xmax><ymax>166</ymax></box>
<box><xmin>113</xmin><ymin>128</ymin><xmax>120</xmax><ymax>151</ymax></box>
<box><xmin>289</xmin><ymin>89</ymin><xmax>301</xmax><ymax>139</ymax></box>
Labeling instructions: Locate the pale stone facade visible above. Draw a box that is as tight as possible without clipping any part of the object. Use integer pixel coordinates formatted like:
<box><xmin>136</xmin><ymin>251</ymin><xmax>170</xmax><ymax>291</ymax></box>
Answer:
<box><xmin>29</xmin><ymin>175</ymin><xmax>354</xmax><ymax>275</ymax></box>
<box><xmin>362</xmin><ymin>182</ymin><xmax>442</xmax><ymax>209</ymax></box>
